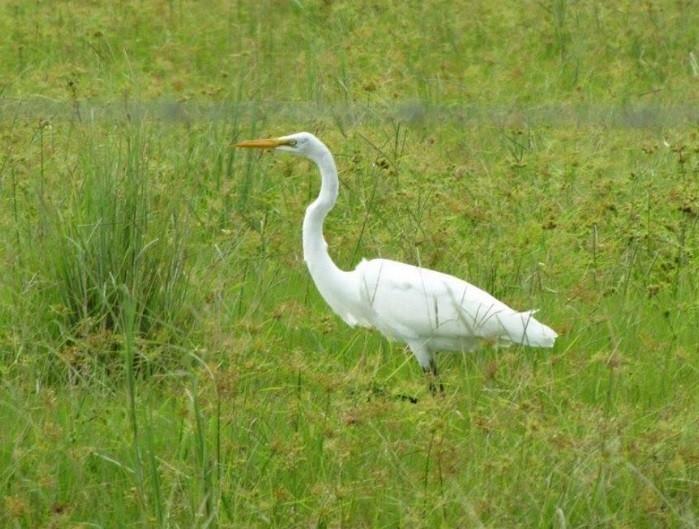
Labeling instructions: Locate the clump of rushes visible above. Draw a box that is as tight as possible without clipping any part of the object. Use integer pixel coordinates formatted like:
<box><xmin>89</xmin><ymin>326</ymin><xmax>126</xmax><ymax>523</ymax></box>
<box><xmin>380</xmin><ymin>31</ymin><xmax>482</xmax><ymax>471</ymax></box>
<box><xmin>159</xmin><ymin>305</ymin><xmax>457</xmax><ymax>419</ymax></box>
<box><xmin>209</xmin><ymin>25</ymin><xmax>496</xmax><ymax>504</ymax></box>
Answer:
<box><xmin>36</xmin><ymin>125</ymin><xmax>191</xmax><ymax>377</ymax></box>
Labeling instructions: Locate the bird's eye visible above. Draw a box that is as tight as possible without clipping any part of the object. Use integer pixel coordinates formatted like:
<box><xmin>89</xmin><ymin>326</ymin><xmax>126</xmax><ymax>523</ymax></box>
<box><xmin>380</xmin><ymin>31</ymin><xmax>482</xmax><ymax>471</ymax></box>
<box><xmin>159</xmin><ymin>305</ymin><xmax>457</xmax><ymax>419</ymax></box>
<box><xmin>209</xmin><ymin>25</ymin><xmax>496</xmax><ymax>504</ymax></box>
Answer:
<box><xmin>288</xmin><ymin>139</ymin><xmax>297</xmax><ymax>146</ymax></box>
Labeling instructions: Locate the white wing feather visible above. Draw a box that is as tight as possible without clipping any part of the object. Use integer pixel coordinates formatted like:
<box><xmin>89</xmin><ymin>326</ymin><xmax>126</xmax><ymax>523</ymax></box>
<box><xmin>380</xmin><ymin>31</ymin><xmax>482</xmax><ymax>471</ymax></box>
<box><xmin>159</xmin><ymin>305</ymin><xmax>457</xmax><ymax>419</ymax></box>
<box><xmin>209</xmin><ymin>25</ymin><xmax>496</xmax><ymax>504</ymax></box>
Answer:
<box><xmin>352</xmin><ymin>258</ymin><xmax>557</xmax><ymax>351</ymax></box>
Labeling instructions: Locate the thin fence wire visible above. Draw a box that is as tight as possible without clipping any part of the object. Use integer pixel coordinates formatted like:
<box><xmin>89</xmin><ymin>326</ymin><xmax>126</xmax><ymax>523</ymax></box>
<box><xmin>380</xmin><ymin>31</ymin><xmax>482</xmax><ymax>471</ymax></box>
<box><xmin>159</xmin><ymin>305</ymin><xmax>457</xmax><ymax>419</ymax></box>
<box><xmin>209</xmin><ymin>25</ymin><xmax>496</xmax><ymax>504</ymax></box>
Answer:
<box><xmin>1</xmin><ymin>99</ymin><xmax>698</xmax><ymax>128</ymax></box>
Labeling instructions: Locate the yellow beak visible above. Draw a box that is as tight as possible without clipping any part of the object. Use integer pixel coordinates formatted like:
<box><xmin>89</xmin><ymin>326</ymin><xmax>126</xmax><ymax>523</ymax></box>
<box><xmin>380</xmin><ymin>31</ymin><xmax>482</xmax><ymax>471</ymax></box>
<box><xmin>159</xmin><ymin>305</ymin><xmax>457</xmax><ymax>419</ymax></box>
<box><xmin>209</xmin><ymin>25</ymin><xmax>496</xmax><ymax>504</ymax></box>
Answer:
<box><xmin>233</xmin><ymin>137</ymin><xmax>291</xmax><ymax>149</ymax></box>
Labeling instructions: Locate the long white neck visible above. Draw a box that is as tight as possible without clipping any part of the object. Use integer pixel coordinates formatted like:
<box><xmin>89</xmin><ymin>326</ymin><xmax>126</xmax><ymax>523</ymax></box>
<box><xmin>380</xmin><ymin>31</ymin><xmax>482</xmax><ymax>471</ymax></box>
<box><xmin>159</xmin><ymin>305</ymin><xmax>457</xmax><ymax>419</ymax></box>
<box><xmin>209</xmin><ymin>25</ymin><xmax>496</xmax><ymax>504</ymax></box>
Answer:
<box><xmin>297</xmin><ymin>136</ymin><xmax>365</xmax><ymax>328</ymax></box>
<box><xmin>302</xmin><ymin>148</ymin><xmax>345</xmax><ymax>280</ymax></box>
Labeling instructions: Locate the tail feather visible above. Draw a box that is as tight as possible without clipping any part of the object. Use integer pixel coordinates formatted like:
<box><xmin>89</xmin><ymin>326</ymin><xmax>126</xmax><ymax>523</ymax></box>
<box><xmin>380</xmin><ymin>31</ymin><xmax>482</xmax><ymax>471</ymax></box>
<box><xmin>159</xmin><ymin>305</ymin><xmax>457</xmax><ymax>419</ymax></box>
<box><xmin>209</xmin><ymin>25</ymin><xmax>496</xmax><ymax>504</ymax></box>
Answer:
<box><xmin>497</xmin><ymin>309</ymin><xmax>557</xmax><ymax>348</ymax></box>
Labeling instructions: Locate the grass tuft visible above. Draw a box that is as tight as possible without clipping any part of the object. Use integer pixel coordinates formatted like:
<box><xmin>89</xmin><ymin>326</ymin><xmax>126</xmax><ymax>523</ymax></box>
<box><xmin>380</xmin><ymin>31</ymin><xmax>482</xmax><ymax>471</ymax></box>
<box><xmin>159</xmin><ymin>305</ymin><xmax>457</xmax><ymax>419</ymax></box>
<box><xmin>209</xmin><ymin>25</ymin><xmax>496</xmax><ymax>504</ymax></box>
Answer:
<box><xmin>32</xmin><ymin>125</ymin><xmax>191</xmax><ymax>376</ymax></box>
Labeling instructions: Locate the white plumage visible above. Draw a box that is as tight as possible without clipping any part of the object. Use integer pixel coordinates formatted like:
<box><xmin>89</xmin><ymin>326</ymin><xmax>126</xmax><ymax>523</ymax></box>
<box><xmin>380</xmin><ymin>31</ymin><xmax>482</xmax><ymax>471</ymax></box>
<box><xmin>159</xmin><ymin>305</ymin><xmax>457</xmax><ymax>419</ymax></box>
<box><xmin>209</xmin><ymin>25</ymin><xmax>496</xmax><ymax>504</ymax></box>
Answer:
<box><xmin>235</xmin><ymin>132</ymin><xmax>557</xmax><ymax>385</ymax></box>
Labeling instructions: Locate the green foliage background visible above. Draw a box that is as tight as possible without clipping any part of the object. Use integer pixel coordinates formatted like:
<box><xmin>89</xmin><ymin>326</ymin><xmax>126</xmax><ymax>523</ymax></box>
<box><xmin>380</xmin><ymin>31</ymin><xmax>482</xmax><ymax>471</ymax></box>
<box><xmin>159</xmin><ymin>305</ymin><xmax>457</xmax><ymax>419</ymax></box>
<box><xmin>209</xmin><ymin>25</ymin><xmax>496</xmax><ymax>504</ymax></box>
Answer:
<box><xmin>0</xmin><ymin>1</ymin><xmax>697</xmax><ymax>528</ymax></box>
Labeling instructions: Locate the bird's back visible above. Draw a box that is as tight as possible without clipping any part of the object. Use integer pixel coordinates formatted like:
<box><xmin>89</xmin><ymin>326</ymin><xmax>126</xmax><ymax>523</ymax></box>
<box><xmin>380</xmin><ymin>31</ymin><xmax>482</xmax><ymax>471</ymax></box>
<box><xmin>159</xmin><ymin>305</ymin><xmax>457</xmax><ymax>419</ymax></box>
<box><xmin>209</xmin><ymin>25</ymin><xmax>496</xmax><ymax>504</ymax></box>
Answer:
<box><xmin>353</xmin><ymin>258</ymin><xmax>557</xmax><ymax>351</ymax></box>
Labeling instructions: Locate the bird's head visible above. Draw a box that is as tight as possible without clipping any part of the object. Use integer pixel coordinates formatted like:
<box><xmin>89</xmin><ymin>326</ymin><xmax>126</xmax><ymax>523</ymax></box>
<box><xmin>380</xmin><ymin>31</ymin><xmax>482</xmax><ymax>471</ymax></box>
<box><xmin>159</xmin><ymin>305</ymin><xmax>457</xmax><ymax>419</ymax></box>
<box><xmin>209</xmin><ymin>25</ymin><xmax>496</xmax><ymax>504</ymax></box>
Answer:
<box><xmin>234</xmin><ymin>132</ymin><xmax>325</xmax><ymax>160</ymax></box>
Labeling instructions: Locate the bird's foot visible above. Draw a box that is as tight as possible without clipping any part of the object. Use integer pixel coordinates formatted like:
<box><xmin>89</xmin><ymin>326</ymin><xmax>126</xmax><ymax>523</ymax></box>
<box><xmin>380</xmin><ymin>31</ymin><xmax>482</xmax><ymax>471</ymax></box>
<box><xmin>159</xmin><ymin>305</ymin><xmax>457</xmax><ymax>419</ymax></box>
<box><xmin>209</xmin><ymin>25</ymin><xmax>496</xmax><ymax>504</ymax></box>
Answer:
<box><xmin>428</xmin><ymin>380</ymin><xmax>445</xmax><ymax>396</ymax></box>
<box><xmin>395</xmin><ymin>393</ymin><xmax>420</xmax><ymax>404</ymax></box>
<box><xmin>424</xmin><ymin>359</ymin><xmax>445</xmax><ymax>396</ymax></box>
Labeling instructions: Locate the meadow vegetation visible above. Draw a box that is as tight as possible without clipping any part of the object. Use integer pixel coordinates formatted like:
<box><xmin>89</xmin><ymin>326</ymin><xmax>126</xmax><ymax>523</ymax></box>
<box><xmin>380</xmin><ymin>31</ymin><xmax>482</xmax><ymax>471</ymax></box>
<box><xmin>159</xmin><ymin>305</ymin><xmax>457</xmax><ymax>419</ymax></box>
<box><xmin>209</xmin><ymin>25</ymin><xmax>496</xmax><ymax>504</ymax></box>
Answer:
<box><xmin>0</xmin><ymin>1</ymin><xmax>697</xmax><ymax>527</ymax></box>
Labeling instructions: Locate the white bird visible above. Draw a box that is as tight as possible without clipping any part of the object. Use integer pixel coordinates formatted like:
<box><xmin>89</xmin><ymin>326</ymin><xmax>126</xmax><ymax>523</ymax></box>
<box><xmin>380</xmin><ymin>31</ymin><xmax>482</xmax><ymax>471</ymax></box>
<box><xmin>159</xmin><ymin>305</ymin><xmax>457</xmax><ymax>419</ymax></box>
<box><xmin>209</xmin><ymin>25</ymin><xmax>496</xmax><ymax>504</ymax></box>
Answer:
<box><xmin>235</xmin><ymin>132</ymin><xmax>557</xmax><ymax>390</ymax></box>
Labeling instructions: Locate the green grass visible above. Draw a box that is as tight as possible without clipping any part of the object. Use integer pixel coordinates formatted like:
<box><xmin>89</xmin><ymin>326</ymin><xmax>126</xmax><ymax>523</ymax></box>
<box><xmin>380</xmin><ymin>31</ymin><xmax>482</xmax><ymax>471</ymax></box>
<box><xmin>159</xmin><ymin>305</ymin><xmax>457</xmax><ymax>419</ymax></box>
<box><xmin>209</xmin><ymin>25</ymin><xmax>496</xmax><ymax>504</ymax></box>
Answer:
<box><xmin>1</xmin><ymin>1</ymin><xmax>698</xmax><ymax>528</ymax></box>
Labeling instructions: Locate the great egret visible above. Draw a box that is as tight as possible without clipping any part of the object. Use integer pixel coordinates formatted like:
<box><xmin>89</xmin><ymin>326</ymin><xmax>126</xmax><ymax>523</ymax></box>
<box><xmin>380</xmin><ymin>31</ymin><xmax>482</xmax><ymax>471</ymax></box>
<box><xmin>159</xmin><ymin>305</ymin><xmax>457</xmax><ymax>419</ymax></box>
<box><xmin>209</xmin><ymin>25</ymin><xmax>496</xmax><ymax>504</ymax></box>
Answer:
<box><xmin>235</xmin><ymin>132</ymin><xmax>557</xmax><ymax>389</ymax></box>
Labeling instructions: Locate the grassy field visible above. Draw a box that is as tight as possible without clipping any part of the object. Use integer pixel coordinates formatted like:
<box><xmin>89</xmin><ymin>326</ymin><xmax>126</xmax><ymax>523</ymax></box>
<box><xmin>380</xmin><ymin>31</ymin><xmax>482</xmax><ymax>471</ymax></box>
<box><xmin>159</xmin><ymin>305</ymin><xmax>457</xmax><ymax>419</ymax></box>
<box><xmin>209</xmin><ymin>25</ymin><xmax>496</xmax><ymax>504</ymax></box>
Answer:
<box><xmin>1</xmin><ymin>1</ymin><xmax>698</xmax><ymax>527</ymax></box>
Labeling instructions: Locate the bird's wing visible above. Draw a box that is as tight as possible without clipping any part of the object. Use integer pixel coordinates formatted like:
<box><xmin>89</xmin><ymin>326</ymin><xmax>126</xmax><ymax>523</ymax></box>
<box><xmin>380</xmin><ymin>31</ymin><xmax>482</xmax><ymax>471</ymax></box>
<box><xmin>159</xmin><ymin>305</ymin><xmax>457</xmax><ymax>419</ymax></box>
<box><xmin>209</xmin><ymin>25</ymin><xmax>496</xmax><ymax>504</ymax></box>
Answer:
<box><xmin>354</xmin><ymin>258</ymin><xmax>556</xmax><ymax>348</ymax></box>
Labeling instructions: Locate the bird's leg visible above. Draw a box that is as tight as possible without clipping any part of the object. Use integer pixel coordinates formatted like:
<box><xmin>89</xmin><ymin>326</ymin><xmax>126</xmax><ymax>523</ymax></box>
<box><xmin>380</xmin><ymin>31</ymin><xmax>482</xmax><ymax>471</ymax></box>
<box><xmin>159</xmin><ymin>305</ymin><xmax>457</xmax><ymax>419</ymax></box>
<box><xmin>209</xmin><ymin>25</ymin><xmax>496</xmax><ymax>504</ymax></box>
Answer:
<box><xmin>424</xmin><ymin>359</ymin><xmax>445</xmax><ymax>395</ymax></box>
